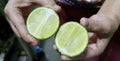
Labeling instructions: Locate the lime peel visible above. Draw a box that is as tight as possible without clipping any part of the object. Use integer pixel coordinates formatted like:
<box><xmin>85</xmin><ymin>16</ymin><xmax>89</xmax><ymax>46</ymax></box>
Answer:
<box><xmin>27</xmin><ymin>7</ymin><xmax>59</xmax><ymax>40</ymax></box>
<box><xmin>55</xmin><ymin>21</ymin><xmax>88</xmax><ymax>57</ymax></box>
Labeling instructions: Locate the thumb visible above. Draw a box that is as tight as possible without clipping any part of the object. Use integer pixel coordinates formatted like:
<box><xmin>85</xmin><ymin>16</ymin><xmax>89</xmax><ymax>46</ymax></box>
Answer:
<box><xmin>80</xmin><ymin>15</ymin><xmax>109</xmax><ymax>34</ymax></box>
<box><xmin>80</xmin><ymin>16</ymin><xmax>102</xmax><ymax>33</ymax></box>
<box><xmin>80</xmin><ymin>15</ymin><xmax>112</xmax><ymax>38</ymax></box>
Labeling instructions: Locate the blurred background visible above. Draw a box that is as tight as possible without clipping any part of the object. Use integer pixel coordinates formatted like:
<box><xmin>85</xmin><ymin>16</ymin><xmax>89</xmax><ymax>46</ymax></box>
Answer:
<box><xmin>0</xmin><ymin>0</ymin><xmax>15</xmax><ymax>61</ymax></box>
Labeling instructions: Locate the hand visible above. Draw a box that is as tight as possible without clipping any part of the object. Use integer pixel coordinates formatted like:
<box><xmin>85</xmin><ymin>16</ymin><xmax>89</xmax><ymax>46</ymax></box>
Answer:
<box><xmin>4</xmin><ymin>0</ymin><xmax>62</xmax><ymax>46</ymax></box>
<box><xmin>57</xmin><ymin>14</ymin><xmax>119</xmax><ymax>61</ymax></box>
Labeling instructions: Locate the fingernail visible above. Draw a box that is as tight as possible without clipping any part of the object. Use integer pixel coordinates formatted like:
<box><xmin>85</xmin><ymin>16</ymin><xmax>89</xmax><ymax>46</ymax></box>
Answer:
<box><xmin>53</xmin><ymin>4</ymin><xmax>62</xmax><ymax>12</ymax></box>
<box><xmin>80</xmin><ymin>17</ymin><xmax>87</xmax><ymax>26</ymax></box>
<box><xmin>31</xmin><ymin>41</ymin><xmax>38</xmax><ymax>46</ymax></box>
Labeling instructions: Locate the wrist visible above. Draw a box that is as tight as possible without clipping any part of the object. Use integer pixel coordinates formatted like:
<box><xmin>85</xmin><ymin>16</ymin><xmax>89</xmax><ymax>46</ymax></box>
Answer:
<box><xmin>97</xmin><ymin>0</ymin><xmax>120</xmax><ymax>27</ymax></box>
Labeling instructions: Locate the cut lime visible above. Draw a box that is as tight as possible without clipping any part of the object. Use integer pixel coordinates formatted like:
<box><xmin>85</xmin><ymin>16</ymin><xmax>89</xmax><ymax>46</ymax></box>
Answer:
<box><xmin>27</xmin><ymin>7</ymin><xmax>59</xmax><ymax>40</ymax></box>
<box><xmin>55</xmin><ymin>21</ymin><xmax>88</xmax><ymax>57</ymax></box>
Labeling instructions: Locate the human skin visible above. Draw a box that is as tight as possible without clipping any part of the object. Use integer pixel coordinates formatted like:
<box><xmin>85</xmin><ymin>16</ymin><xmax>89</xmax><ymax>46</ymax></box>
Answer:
<box><xmin>60</xmin><ymin>0</ymin><xmax>120</xmax><ymax>60</ymax></box>
<box><xmin>4</xmin><ymin>0</ymin><xmax>120</xmax><ymax>61</ymax></box>
<box><xmin>4</xmin><ymin>0</ymin><xmax>63</xmax><ymax>46</ymax></box>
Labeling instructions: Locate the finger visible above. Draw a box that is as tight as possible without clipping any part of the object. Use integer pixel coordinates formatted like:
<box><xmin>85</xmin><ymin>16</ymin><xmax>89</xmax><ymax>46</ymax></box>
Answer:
<box><xmin>83</xmin><ymin>38</ymin><xmax>110</xmax><ymax>59</ymax></box>
<box><xmin>88</xmin><ymin>32</ymin><xmax>94</xmax><ymax>38</ymax></box>
<box><xmin>80</xmin><ymin>15</ymin><xmax>108</xmax><ymax>33</ymax></box>
<box><xmin>80</xmin><ymin>17</ymin><xmax>95</xmax><ymax>32</ymax></box>
<box><xmin>60</xmin><ymin>38</ymin><xmax>110</xmax><ymax>60</ymax></box>
<box><xmin>80</xmin><ymin>17</ymin><xmax>89</xmax><ymax>28</ymax></box>
<box><xmin>53</xmin><ymin>44</ymin><xmax>57</xmax><ymax>50</ymax></box>
<box><xmin>80</xmin><ymin>15</ymin><xmax>113</xmax><ymax>38</ymax></box>
<box><xmin>33</xmin><ymin>0</ymin><xmax>62</xmax><ymax>12</ymax></box>
<box><xmin>61</xmin><ymin>55</ymin><xmax>72</xmax><ymax>61</ymax></box>
<box><xmin>6</xmin><ymin>17</ymin><xmax>20</xmax><ymax>37</ymax></box>
<box><xmin>88</xmin><ymin>33</ymin><xmax>98</xmax><ymax>43</ymax></box>
<box><xmin>4</xmin><ymin>6</ymin><xmax>38</xmax><ymax>46</ymax></box>
<box><xmin>32</xmin><ymin>0</ymin><xmax>66</xmax><ymax>25</ymax></box>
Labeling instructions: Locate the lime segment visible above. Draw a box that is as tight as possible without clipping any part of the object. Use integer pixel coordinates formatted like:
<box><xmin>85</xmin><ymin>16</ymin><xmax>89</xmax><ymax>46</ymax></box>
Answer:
<box><xmin>27</xmin><ymin>7</ymin><xmax>59</xmax><ymax>40</ymax></box>
<box><xmin>55</xmin><ymin>21</ymin><xmax>88</xmax><ymax>57</ymax></box>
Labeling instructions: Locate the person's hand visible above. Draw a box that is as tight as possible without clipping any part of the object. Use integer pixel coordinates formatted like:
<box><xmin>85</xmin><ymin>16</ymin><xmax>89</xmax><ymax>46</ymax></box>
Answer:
<box><xmin>4</xmin><ymin>0</ymin><xmax>63</xmax><ymax>46</ymax></box>
<box><xmin>57</xmin><ymin>14</ymin><xmax>119</xmax><ymax>61</ymax></box>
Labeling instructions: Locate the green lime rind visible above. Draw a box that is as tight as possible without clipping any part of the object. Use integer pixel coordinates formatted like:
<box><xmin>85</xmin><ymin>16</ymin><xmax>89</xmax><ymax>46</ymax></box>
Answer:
<box><xmin>27</xmin><ymin>7</ymin><xmax>60</xmax><ymax>40</ymax></box>
<box><xmin>55</xmin><ymin>21</ymin><xmax>88</xmax><ymax>57</ymax></box>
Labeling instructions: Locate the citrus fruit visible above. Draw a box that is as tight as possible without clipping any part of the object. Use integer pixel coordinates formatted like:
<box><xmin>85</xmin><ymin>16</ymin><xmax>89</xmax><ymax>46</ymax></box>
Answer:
<box><xmin>27</xmin><ymin>7</ymin><xmax>59</xmax><ymax>40</ymax></box>
<box><xmin>55</xmin><ymin>21</ymin><xmax>88</xmax><ymax>57</ymax></box>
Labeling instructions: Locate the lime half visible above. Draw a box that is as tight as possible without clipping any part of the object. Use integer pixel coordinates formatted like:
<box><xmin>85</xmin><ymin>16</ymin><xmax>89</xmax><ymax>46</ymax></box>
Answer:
<box><xmin>55</xmin><ymin>21</ymin><xmax>88</xmax><ymax>57</ymax></box>
<box><xmin>27</xmin><ymin>7</ymin><xmax>59</xmax><ymax>40</ymax></box>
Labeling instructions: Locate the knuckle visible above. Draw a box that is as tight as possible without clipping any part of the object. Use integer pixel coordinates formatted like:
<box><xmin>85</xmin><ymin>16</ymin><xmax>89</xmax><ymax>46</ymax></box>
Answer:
<box><xmin>4</xmin><ymin>5</ymin><xmax>9</xmax><ymax>14</ymax></box>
